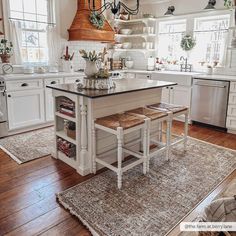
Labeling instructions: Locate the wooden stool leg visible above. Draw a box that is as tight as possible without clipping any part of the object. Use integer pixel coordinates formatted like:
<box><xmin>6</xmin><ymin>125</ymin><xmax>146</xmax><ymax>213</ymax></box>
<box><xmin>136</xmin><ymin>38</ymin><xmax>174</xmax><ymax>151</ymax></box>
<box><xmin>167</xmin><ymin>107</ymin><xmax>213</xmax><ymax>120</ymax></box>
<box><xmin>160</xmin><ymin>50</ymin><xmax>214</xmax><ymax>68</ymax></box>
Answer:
<box><xmin>117</xmin><ymin>127</ymin><xmax>123</xmax><ymax>189</ymax></box>
<box><xmin>92</xmin><ymin>121</ymin><xmax>97</xmax><ymax>174</ymax></box>
<box><xmin>184</xmin><ymin>112</ymin><xmax>189</xmax><ymax>150</ymax></box>
<box><xmin>166</xmin><ymin>117</ymin><xmax>172</xmax><ymax>161</ymax></box>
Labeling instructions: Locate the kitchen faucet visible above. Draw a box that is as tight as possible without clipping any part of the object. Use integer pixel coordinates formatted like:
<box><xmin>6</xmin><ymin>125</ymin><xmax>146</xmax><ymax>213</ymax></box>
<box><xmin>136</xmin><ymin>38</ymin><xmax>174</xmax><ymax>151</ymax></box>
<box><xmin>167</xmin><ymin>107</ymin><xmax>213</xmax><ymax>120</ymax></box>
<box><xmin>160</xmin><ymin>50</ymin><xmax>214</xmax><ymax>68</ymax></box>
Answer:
<box><xmin>180</xmin><ymin>56</ymin><xmax>192</xmax><ymax>72</ymax></box>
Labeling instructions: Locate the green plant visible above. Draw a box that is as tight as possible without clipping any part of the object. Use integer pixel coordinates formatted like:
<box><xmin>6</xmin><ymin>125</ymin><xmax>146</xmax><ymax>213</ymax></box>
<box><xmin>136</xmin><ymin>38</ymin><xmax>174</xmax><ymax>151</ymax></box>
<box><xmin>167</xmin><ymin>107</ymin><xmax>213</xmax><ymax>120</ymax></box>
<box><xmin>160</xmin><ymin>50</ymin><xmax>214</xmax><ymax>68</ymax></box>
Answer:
<box><xmin>224</xmin><ymin>0</ymin><xmax>233</xmax><ymax>8</ymax></box>
<box><xmin>89</xmin><ymin>11</ymin><xmax>105</xmax><ymax>29</ymax></box>
<box><xmin>79</xmin><ymin>48</ymin><xmax>107</xmax><ymax>62</ymax></box>
<box><xmin>180</xmin><ymin>34</ymin><xmax>196</xmax><ymax>51</ymax></box>
<box><xmin>0</xmin><ymin>39</ymin><xmax>13</xmax><ymax>55</ymax></box>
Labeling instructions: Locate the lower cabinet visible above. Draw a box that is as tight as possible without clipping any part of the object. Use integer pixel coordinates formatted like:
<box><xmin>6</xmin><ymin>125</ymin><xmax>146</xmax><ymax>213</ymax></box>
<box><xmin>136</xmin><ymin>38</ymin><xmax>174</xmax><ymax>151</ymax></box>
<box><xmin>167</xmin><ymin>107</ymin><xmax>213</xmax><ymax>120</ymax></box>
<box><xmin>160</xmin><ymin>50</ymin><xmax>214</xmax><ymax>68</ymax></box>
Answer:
<box><xmin>45</xmin><ymin>78</ymin><xmax>64</xmax><ymax>122</ymax></box>
<box><xmin>161</xmin><ymin>85</ymin><xmax>192</xmax><ymax>108</ymax></box>
<box><xmin>7</xmin><ymin>89</ymin><xmax>45</xmax><ymax>130</ymax></box>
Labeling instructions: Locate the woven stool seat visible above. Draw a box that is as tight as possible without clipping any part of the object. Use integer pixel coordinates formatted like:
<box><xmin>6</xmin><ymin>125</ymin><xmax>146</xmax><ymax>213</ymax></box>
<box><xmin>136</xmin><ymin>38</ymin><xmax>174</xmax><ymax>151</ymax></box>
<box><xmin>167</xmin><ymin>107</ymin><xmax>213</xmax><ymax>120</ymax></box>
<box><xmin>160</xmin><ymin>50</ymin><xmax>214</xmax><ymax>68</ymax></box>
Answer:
<box><xmin>148</xmin><ymin>102</ymin><xmax>188</xmax><ymax>114</ymax></box>
<box><xmin>126</xmin><ymin>107</ymin><xmax>168</xmax><ymax>121</ymax></box>
<box><xmin>95</xmin><ymin>113</ymin><xmax>145</xmax><ymax>130</ymax></box>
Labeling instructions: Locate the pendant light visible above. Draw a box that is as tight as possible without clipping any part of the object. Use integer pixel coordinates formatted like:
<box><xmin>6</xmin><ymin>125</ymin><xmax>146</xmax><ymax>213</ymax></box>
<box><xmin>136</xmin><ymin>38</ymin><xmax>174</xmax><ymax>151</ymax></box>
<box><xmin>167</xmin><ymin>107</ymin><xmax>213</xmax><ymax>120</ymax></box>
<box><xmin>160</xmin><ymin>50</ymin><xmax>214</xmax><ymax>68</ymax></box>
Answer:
<box><xmin>88</xmin><ymin>0</ymin><xmax>140</xmax><ymax>16</ymax></box>
<box><xmin>204</xmin><ymin>0</ymin><xmax>216</xmax><ymax>10</ymax></box>
<box><xmin>164</xmin><ymin>6</ymin><xmax>175</xmax><ymax>16</ymax></box>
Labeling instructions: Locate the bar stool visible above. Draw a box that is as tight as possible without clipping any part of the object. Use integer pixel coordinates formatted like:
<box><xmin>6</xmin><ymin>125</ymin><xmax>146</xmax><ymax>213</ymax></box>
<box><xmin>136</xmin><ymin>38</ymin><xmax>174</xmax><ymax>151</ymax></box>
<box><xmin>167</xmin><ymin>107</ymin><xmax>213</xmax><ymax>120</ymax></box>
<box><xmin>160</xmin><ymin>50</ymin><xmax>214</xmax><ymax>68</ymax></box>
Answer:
<box><xmin>147</xmin><ymin>102</ymin><xmax>189</xmax><ymax>150</ymax></box>
<box><xmin>125</xmin><ymin>107</ymin><xmax>172</xmax><ymax>172</ymax></box>
<box><xmin>92</xmin><ymin>113</ymin><xmax>150</xmax><ymax>189</ymax></box>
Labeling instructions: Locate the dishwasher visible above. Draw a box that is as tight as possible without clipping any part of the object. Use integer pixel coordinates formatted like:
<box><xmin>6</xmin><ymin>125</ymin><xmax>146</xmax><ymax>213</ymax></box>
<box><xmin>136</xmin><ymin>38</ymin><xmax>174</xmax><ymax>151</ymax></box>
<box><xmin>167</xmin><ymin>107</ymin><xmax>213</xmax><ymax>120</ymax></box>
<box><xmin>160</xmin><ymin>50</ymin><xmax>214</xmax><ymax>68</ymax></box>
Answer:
<box><xmin>191</xmin><ymin>78</ymin><xmax>229</xmax><ymax>128</ymax></box>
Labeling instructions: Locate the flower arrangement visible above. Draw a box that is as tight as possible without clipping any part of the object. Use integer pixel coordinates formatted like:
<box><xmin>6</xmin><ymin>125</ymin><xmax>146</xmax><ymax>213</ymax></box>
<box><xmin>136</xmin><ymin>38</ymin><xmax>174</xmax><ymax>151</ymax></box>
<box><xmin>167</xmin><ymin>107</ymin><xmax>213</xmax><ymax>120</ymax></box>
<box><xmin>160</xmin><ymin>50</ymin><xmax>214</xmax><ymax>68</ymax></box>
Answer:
<box><xmin>79</xmin><ymin>48</ymin><xmax>108</xmax><ymax>78</ymax></box>
<box><xmin>89</xmin><ymin>11</ymin><xmax>105</xmax><ymax>29</ymax></box>
<box><xmin>224</xmin><ymin>0</ymin><xmax>234</xmax><ymax>8</ymax></box>
<box><xmin>180</xmin><ymin>34</ymin><xmax>196</xmax><ymax>51</ymax></box>
<box><xmin>79</xmin><ymin>48</ymin><xmax>107</xmax><ymax>62</ymax></box>
<box><xmin>0</xmin><ymin>39</ymin><xmax>13</xmax><ymax>63</ymax></box>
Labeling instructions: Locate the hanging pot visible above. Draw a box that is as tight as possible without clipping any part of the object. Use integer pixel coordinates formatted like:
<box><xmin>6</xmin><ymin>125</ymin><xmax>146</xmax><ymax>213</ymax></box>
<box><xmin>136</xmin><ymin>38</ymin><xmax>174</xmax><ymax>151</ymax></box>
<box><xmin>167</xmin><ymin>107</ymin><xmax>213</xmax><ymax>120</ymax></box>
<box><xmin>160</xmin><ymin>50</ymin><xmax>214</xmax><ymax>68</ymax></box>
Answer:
<box><xmin>0</xmin><ymin>54</ymin><xmax>11</xmax><ymax>63</ymax></box>
<box><xmin>84</xmin><ymin>60</ymin><xmax>99</xmax><ymax>78</ymax></box>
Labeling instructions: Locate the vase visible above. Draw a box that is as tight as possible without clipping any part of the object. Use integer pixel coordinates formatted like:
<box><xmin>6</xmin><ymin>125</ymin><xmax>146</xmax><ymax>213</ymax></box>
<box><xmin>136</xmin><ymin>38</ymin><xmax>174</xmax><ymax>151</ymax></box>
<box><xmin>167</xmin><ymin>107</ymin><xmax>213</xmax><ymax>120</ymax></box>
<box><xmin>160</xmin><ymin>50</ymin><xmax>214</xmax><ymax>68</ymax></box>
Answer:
<box><xmin>0</xmin><ymin>54</ymin><xmax>11</xmax><ymax>63</ymax></box>
<box><xmin>84</xmin><ymin>61</ymin><xmax>98</xmax><ymax>78</ymax></box>
<box><xmin>62</xmin><ymin>60</ymin><xmax>74</xmax><ymax>73</ymax></box>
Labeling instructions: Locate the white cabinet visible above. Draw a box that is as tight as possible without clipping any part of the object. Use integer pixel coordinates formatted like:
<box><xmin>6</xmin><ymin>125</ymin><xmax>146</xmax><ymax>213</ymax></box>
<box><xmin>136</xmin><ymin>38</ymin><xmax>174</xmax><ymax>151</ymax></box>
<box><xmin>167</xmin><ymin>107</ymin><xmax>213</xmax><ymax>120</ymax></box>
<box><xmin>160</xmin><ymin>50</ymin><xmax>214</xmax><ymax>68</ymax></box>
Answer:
<box><xmin>227</xmin><ymin>82</ymin><xmax>236</xmax><ymax>133</ymax></box>
<box><xmin>170</xmin><ymin>86</ymin><xmax>192</xmax><ymax>107</ymax></box>
<box><xmin>135</xmin><ymin>73</ymin><xmax>152</xmax><ymax>80</ymax></box>
<box><xmin>161</xmin><ymin>87</ymin><xmax>170</xmax><ymax>103</ymax></box>
<box><xmin>64</xmin><ymin>76</ymin><xmax>83</xmax><ymax>84</ymax></box>
<box><xmin>7</xmin><ymin>89</ymin><xmax>45</xmax><ymax>130</ymax></box>
<box><xmin>44</xmin><ymin>78</ymin><xmax>63</xmax><ymax>122</ymax></box>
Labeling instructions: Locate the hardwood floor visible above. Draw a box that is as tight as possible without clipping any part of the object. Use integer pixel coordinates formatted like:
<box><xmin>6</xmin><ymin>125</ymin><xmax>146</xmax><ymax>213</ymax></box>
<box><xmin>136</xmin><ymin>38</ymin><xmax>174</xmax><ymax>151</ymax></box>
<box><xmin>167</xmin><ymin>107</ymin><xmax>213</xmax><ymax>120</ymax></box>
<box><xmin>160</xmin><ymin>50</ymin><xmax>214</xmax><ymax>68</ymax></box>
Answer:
<box><xmin>0</xmin><ymin>121</ymin><xmax>235</xmax><ymax>236</ymax></box>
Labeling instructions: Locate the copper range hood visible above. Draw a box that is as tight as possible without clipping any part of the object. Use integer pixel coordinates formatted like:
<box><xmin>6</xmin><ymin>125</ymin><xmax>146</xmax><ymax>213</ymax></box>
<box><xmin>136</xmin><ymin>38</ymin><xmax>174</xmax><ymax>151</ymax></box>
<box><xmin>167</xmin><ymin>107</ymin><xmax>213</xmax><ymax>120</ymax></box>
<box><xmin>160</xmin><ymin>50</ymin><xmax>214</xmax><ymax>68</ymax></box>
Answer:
<box><xmin>68</xmin><ymin>0</ymin><xmax>115</xmax><ymax>42</ymax></box>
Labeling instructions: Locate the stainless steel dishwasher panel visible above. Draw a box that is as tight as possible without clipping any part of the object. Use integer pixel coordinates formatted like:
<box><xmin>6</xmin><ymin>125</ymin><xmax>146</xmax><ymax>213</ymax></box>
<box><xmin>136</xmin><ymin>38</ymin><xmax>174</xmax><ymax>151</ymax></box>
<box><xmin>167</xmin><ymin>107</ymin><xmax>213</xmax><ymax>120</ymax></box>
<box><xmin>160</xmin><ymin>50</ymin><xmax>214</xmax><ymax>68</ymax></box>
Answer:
<box><xmin>191</xmin><ymin>79</ymin><xmax>229</xmax><ymax>128</ymax></box>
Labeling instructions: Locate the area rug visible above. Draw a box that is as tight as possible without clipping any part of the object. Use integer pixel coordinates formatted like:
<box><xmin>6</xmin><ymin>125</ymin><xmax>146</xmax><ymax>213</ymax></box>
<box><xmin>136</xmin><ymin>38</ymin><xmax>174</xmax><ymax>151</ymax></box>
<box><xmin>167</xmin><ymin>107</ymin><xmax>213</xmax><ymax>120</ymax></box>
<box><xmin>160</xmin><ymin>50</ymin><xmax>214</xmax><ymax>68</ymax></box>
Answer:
<box><xmin>0</xmin><ymin>127</ymin><xmax>54</xmax><ymax>164</ymax></box>
<box><xmin>57</xmin><ymin>137</ymin><xmax>236</xmax><ymax>236</ymax></box>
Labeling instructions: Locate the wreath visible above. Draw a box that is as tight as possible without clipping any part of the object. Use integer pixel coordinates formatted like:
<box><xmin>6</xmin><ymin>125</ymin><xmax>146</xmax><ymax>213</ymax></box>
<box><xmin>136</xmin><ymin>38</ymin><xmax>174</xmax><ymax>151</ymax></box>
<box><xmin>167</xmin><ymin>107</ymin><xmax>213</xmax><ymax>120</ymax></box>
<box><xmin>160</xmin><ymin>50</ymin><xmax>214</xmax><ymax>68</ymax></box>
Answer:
<box><xmin>181</xmin><ymin>34</ymin><xmax>196</xmax><ymax>51</ymax></box>
<box><xmin>89</xmin><ymin>12</ymin><xmax>105</xmax><ymax>30</ymax></box>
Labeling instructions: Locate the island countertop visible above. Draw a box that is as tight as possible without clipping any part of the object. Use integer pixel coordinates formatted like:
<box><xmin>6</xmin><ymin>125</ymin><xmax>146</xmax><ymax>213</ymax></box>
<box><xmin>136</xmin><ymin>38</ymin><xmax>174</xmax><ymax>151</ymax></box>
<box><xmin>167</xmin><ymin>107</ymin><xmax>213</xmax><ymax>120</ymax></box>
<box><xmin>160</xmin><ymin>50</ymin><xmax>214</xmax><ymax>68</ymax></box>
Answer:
<box><xmin>46</xmin><ymin>78</ymin><xmax>177</xmax><ymax>99</ymax></box>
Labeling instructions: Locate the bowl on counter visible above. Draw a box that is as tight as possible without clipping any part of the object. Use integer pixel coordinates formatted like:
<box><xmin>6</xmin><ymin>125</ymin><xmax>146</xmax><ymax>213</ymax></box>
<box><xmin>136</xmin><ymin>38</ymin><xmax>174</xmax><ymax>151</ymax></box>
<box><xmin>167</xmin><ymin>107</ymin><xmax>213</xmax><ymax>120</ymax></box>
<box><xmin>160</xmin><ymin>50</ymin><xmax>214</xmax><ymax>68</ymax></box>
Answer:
<box><xmin>125</xmin><ymin>60</ymin><xmax>134</xmax><ymax>69</ymax></box>
<box><xmin>120</xmin><ymin>29</ymin><xmax>132</xmax><ymax>35</ymax></box>
<box><xmin>122</xmin><ymin>42</ymin><xmax>132</xmax><ymax>49</ymax></box>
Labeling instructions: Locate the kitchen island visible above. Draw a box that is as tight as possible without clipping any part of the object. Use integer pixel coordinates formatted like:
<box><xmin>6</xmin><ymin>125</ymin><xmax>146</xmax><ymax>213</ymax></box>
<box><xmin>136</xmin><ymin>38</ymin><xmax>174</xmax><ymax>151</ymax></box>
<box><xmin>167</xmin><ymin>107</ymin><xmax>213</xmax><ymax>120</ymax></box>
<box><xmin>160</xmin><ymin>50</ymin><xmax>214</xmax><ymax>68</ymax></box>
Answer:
<box><xmin>47</xmin><ymin>78</ymin><xmax>176</xmax><ymax>176</ymax></box>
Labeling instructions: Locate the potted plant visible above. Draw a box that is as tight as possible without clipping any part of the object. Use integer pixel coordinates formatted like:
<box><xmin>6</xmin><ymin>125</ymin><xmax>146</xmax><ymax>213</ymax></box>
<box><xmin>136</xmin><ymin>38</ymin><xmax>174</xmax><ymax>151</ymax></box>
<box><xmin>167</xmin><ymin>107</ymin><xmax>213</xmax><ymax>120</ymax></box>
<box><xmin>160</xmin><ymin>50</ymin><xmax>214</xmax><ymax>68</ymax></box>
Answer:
<box><xmin>79</xmin><ymin>48</ymin><xmax>107</xmax><ymax>78</ymax></box>
<box><xmin>0</xmin><ymin>39</ymin><xmax>13</xmax><ymax>63</ymax></box>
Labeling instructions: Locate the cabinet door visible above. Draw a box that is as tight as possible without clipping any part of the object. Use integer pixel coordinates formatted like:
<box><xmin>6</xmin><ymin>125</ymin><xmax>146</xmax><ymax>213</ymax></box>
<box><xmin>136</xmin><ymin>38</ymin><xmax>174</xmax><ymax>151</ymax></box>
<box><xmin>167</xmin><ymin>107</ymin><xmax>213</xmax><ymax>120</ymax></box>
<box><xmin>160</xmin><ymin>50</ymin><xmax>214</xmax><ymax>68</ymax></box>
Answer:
<box><xmin>45</xmin><ymin>78</ymin><xmax>63</xmax><ymax>121</ymax></box>
<box><xmin>64</xmin><ymin>76</ymin><xmax>83</xmax><ymax>84</ymax></box>
<box><xmin>161</xmin><ymin>87</ymin><xmax>170</xmax><ymax>103</ymax></box>
<box><xmin>135</xmin><ymin>73</ymin><xmax>151</xmax><ymax>80</ymax></box>
<box><xmin>170</xmin><ymin>86</ymin><xmax>192</xmax><ymax>107</ymax></box>
<box><xmin>7</xmin><ymin>89</ymin><xmax>45</xmax><ymax>130</ymax></box>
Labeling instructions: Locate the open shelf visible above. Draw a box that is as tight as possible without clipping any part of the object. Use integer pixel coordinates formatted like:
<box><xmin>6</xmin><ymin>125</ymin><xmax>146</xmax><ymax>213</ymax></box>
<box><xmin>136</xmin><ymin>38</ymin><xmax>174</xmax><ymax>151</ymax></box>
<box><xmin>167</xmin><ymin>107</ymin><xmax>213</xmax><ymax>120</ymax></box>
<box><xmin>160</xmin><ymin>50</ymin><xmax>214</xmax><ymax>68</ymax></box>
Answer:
<box><xmin>55</xmin><ymin>111</ymin><xmax>76</xmax><ymax>122</ymax></box>
<box><xmin>114</xmin><ymin>18</ymin><xmax>156</xmax><ymax>24</ymax></box>
<box><xmin>56</xmin><ymin>130</ymin><xmax>76</xmax><ymax>145</ymax></box>
<box><xmin>58</xmin><ymin>151</ymin><xmax>76</xmax><ymax>169</ymax></box>
<box><xmin>110</xmin><ymin>48</ymin><xmax>156</xmax><ymax>53</ymax></box>
<box><xmin>115</xmin><ymin>33</ymin><xmax>156</xmax><ymax>38</ymax></box>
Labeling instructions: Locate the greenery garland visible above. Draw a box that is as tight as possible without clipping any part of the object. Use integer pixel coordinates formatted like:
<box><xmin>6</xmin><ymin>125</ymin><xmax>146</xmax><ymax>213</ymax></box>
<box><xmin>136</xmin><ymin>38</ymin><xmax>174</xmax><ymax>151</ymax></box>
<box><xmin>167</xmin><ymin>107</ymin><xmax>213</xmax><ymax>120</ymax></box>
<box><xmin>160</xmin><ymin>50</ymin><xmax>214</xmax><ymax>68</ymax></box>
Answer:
<box><xmin>89</xmin><ymin>12</ymin><xmax>105</xmax><ymax>30</ymax></box>
<box><xmin>180</xmin><ymin>34</ymin><xmax>196</xmax><ymax>51</ymax></box>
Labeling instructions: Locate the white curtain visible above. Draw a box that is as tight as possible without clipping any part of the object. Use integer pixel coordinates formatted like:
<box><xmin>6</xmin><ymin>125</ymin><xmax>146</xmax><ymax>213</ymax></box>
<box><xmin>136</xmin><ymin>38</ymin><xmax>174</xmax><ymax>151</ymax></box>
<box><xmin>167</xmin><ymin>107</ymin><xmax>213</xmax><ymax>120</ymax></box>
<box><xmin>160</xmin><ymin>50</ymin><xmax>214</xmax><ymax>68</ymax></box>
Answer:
<box><xmin>47</xmin><ymin>25</ymin><xmax>61</xmax><ymax>66</ymax></box>
<box><xmin>9</xmin><ymin>21</ymin><xmax>23</xmax><ymax>65</ymax></box>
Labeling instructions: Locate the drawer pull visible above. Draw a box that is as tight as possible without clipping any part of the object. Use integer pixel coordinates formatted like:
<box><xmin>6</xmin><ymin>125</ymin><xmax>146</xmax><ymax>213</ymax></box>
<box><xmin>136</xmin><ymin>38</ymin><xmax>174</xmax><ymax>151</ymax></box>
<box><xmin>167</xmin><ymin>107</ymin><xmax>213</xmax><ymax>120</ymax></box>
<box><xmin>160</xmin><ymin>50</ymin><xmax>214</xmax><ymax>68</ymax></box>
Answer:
<box><xmin>51</xmin><ymin>81</ymin><xmax>57</xmax><ymax>84</ymax></box>
<box><xmin>75</xmin><ymin>79</ymin><xmax>80</xmax><ymax>82</ymax></box>
<box><xmin>21</xmin><ymin>83</ymin><xmax>28</xmax><ymax>87</ymax></box>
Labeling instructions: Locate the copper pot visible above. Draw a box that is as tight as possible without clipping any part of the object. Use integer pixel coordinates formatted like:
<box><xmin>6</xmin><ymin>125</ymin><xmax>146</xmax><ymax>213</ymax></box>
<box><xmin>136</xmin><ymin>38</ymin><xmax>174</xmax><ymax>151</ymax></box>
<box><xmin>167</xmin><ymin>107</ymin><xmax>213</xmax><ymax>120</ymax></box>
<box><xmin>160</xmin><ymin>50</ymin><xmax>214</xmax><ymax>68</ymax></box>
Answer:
<box><xmin>0</xmin><ymin>54</ymin><xmax>11</xmax><ymax>63</ymax></box>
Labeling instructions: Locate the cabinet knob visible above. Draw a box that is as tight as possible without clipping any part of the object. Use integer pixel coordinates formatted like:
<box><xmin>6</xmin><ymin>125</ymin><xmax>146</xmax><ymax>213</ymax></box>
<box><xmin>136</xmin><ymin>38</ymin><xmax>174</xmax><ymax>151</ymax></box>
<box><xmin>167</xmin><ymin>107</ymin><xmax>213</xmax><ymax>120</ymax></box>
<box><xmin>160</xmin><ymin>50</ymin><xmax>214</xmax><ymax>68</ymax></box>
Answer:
<box><xmin>51</xmin><ymin>81</ymin><xmax>57</xmax><ymax>84</ymax></box>
<box><xmin>166</xmin><ymin>87</ymin><xmax>169</xmax><ymax>89</ymax></box>
<box><xmin>8</xmin><ymin>95</ymin><xmax>11</xmax><ymax>97</ymax></box>
<box><xmin>170</xmin><ymin>87</ymin><xmax>174</xmax><ymax>90</ymax></box>
<box><xmin>75</xmin><ymin>79</ymin><xmax>80</xmax><ymax>82</ymax></box>
<box><xmin>21</xmin><ymin>83</ymin><xmax>28</xmax><ymax>87</ymax></box>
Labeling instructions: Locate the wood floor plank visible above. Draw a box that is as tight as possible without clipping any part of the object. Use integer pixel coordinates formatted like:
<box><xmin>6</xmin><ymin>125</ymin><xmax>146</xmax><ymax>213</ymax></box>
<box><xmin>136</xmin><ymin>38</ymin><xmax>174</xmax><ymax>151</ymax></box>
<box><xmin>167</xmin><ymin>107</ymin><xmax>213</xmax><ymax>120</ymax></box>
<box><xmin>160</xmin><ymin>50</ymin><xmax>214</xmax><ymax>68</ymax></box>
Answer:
<box><xmin>39</xmin><ymin>217</ymin><xmax>86</xmax><ymax>236</ymax></box>
<box><xmin>0</xmin><ymin>161</ymin><xmax>73</xmax><ymax>193</ymax></box>
<box><xmin>5</xmin><ymin>207</ymin><xmax>70</xmax><ymax>236</ymax></box>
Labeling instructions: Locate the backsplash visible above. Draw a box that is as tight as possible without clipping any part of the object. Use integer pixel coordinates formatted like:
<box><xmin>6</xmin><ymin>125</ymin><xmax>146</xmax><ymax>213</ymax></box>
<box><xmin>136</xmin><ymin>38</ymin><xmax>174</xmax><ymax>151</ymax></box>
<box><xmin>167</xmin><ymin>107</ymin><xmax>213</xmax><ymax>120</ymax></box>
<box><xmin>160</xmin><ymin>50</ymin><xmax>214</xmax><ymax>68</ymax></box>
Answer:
<box><xmin>61</xmin><ymin>40</ymin><xmax>107</xmax><ymax>71</ymax></box>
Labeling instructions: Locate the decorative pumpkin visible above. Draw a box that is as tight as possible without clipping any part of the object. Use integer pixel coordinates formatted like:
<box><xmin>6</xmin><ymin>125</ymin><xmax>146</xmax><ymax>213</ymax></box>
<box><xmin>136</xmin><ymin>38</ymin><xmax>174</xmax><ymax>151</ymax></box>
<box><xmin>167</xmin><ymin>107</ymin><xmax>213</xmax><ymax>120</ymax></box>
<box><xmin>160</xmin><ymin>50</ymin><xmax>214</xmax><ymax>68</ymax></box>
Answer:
<box><xmin>180</xmin><ymin>34</ymin><xmax>196</xmax><ymax>51</ymax></box>
<box><xmin>89</xmin><ymin>11</ymin><xmax>105</xmax><ymax>29</ymax></box>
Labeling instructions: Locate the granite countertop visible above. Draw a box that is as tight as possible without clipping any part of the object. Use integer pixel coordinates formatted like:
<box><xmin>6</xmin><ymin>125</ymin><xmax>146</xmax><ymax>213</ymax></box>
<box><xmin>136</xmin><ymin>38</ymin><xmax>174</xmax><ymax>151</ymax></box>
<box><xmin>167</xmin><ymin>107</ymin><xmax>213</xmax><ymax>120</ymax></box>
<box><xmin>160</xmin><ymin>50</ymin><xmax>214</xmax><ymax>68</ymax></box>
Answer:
<box><xmin>2</xmin><ymin>72</ymin><xmax>84</xmax><ymax>81</ymax></box>
<box><xmin>47</xmin><ymin>78</ymin><xmax>177</xmax><ymax>99</ymax></box>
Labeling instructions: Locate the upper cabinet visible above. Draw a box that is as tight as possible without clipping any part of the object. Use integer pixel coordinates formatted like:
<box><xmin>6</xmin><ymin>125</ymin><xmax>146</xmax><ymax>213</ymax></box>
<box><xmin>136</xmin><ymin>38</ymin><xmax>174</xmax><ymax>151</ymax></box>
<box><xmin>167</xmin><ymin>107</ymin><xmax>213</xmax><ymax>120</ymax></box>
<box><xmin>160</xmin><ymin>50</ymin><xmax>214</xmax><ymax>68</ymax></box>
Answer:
<box><xmin>68</xmin><ymin>0</ymin><xmax>115</xmax><ymax>42</ymax></box>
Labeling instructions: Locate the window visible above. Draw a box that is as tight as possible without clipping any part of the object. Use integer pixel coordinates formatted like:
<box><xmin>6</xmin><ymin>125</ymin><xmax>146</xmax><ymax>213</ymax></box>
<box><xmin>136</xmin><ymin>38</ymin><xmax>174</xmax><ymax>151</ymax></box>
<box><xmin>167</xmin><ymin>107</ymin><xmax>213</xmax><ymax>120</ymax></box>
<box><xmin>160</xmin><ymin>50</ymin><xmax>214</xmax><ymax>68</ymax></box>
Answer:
<box><xmin>9</xmin><ymin>0</ymin><xmax>54</xmax><ymax>65</ymax></box>
<box><xmin>191</xmin><ymin>14</ymin><xmax>230</xmax><ymax>66</ymax></box>
<box><xmin>158</xmin><ymin>20</ymin><xmax>186</xmax><ymax>62</ymax></box>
